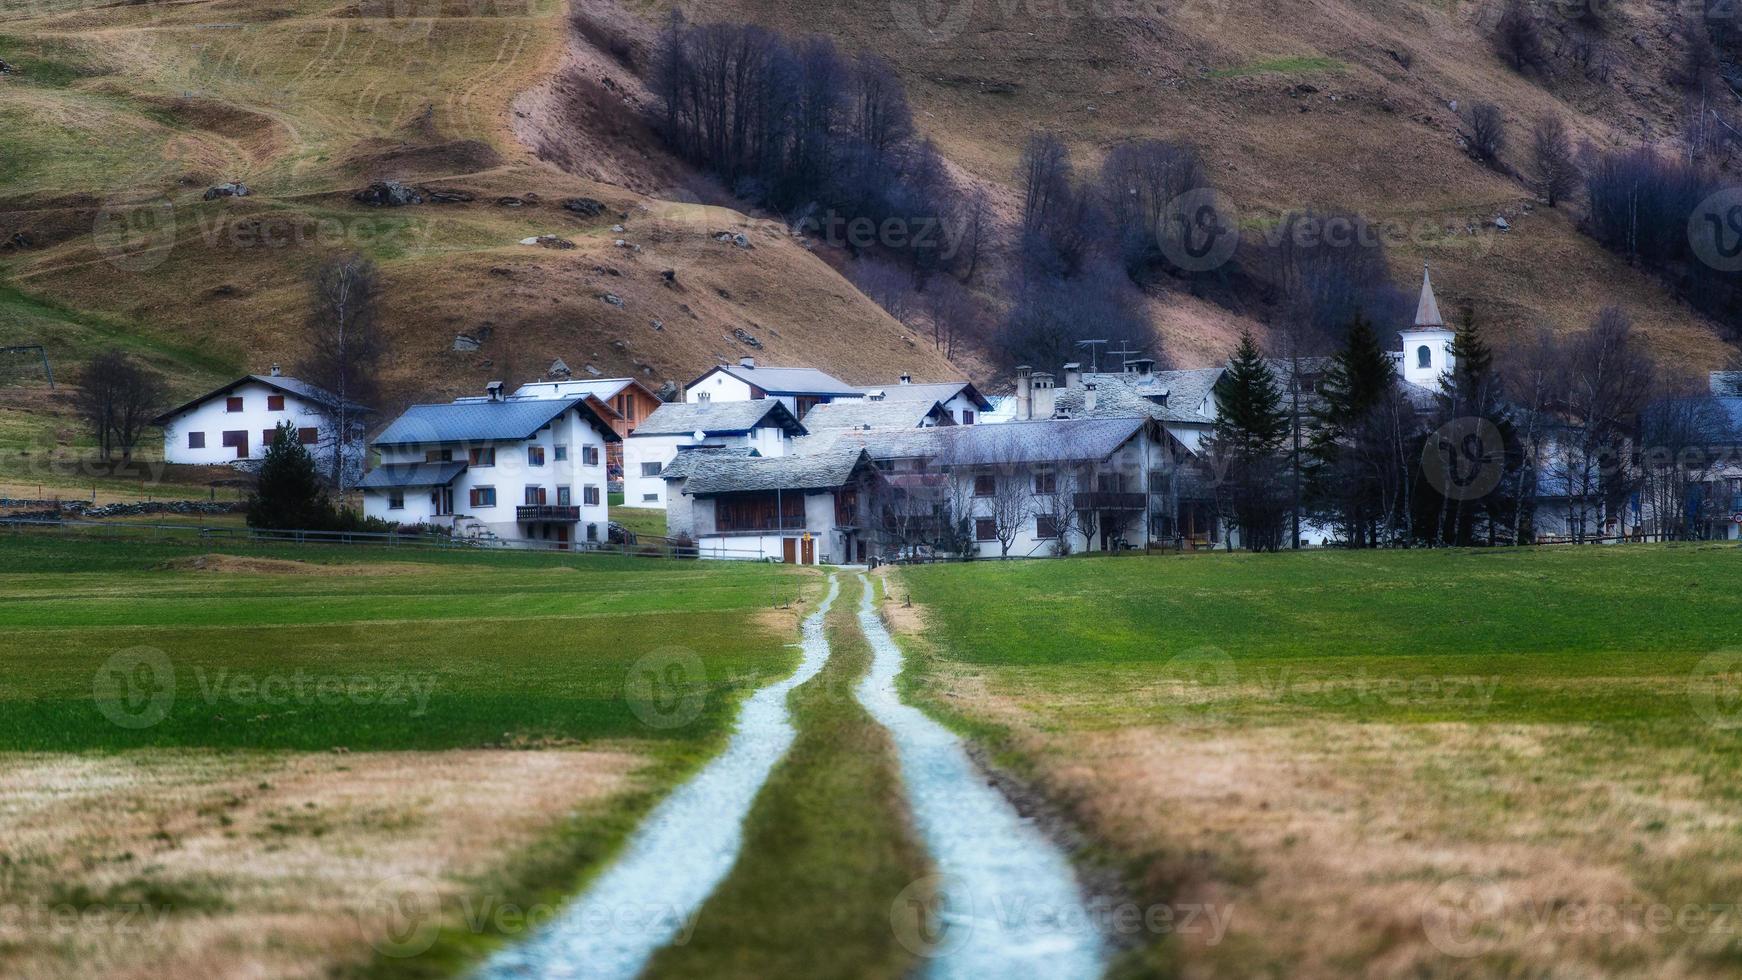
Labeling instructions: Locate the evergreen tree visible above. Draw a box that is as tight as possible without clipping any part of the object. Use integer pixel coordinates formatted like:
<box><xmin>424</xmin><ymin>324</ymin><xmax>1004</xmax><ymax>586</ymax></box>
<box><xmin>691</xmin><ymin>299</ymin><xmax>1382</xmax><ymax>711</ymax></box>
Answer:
<box><xmin>247</xmin><ymin>423</ymin><xmax>334</xmax><ymax>531</ymax></box>
<box><xmin>1421</xmin><ymin>307</ymin><xmax>1521</xmax><ymax>545</ymax></box>
<box><xmin>1205</xmin><ymin>331</ymin><xmax>1290</xmax><ymax>551</ymax></box>
<box><xmin>1311</xmin><ymin>314</ymin><xmax>1406</xmax><ymax>547</ymax></box>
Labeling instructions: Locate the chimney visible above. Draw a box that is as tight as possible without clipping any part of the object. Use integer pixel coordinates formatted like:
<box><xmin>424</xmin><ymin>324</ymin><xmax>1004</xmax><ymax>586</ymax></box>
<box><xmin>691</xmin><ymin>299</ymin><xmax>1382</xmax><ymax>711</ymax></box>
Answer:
<box><xmin>1129</xmin><ymin>357</ymin><xmax>1156</xmax><ymax>378</ymax></box>
<box><xmin>1062</xmin><ymin>362</ymin><xmax>1082</xmax><ymax>390</ymax></box>
<box><xmin>1084</xmin><ymin>381</ymin><xmax>1097</xmax><ymax>413</ymax></box>
<box><xmin>1015</xmin><ymin>366</ymin><xmax>1033</xmax><ymax>421</ymax></box>
<box><xmin>899</xmin><ymin>372</ymin><xmax>912</xmax><ymax>385</ymax></box>
<box><xmin>269</xmin><ymin>363</ymin><xmax>282</xmax><ymax>377</ymax></box>
<box><xmin>739</xmin><ymin>356</ymin><xmax>756</xmax><ymax>369</ymax></box>
<box><xmin>486</xmin><ymin>381</ymin><xmax>505</xmax><ymax>402</ymax></box>
<box><xmin>1032</xmin><ymin>371</ymin><xmax>1056</xmax><ymax>420</ymax></box>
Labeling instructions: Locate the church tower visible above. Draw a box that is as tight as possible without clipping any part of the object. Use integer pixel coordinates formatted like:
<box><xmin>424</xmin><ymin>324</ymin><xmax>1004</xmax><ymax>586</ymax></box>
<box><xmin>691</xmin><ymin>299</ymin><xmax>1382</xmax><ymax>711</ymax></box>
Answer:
<box><xmin>1399</xmin><ymin>264</ymin><xmax>1455</xmax><ymax>388</ymax></box>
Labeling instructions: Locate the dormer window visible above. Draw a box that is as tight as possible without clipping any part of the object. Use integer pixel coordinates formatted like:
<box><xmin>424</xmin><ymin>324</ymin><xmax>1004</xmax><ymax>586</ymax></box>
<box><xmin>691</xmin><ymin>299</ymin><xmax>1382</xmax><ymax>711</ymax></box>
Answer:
<box><xmin>1417</xmin><ymin>345</ymin><xmax>1432</xmax><ymax>370</ymax></box>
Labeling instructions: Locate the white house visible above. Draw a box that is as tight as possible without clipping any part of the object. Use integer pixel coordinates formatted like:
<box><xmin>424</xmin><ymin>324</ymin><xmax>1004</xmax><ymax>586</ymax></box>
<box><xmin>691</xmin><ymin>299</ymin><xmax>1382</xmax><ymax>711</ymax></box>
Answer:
<box><xmin>360</xmin><ymin>382</ymin><xmax>620</xmax><ymax>549</ymax></box>
<box><xmin>855</xmin><ymin>375</ymin><xmax>993</xmax><ymax>425</ymax></box>
<box><xmin>665</xmin><ymin>447</ymin><xmax>884</xmax><ymax>563</ymax></box>
<box><xmin>621</xmin><ymin>400</ymin><xmax>806</xmax><ymax>508</ymax></box>
<box><xmin>684</xmin><ymin>358</ymin><xmax>863</xmax><ymax>416</ymax></box>
<box><xmin>152</xmin><ymin>366</ymin><xmax>368</xmax><ymax>477</ymax></box>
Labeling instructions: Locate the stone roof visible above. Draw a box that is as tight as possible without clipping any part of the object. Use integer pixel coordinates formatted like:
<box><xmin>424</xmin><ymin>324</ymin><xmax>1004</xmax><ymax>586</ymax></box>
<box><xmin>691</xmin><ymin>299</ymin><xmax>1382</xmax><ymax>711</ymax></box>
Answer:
<box><xmin>688</xmin><ymin>363</ymin><xmax>863</xmax><ymax>396</ymax></box>
<box><xmin>1712</xmin><ymin>372</ymin><xmax>1742</xmax><ymax>397</ymax></box>
<box><xmin>152</xmin><ymin>373</ymin><xmax>369</xmax><ymax>425</ymax></box>
<box><xmin>372</xmin><ymin>395</ymin><xmax>619</xmax><ymax>447</ymax></box>
<box><xmin>1412</xmin><ymin>264</ymin><xmax>1445</xmax><ymax>327</ymax></box>
<box><xmin>633</xmin><ymin>399</ymin><xmax>806</xmax><ymax>437</ymax></box>
<box><xmin>661</xmin><ymin>445</ymin><xmax>760</xmax><ymax>482</ymax></box>
<box><xmin>855</xmin><ymin>381</ymin><xmax>993</xmax><ymax>410</ymax></box>
<box><xmin>682</xmin><ymin>447</ymin><xmax>873</xmax><ymax>495</ymax></box>
<box><xmin>800</xmin><ymin>399</ymin><xmax>951</xmax><ymax>431</ymax></box>
<box><xmin>801</xmin><ymin>416</ymin><xmax>1153</xmax><ymax>466</ymax></box>
<box><xmin>1051</xmin><ymin>369</ymin><xmax>1225</xmax><ymax>425</ymax></box>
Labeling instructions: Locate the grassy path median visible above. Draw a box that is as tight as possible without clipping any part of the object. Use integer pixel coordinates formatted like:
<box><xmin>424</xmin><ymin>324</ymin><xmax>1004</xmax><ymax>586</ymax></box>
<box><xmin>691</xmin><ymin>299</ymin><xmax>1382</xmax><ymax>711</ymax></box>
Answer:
<box><xmin>646</xmin><ymin>575</ymin><xmax>931</xmax><ymax>980</ymax></box>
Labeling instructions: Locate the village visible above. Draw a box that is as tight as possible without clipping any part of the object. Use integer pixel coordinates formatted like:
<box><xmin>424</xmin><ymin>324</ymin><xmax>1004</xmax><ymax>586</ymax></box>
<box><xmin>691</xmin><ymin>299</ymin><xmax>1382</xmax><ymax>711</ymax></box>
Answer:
<box><xmin>147</xmin><ymin>268</ymin><xmax>1742</xmax><ymax>562</ymax></box>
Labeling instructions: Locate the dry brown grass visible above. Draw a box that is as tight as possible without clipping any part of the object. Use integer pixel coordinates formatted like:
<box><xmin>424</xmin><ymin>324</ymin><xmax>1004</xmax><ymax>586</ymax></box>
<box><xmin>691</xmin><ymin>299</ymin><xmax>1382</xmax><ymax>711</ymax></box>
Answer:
<box><xmin>156</xmin><ymin>553</ymin><xmax>441</xmax><ymax>575</ymax></box>
<box><xmin>0</xmin><ymin>748</ymin><xmax>644</xmax><ymax>980</ymax></box>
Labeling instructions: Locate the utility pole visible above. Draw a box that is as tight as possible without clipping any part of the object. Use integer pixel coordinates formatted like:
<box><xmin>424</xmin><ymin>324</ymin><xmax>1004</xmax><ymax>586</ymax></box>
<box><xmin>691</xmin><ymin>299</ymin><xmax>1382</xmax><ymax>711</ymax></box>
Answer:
<box><xmin>1075</xmin><ymin>339</ymin><xmax>1107</xmax><ymax>374</ymax></box>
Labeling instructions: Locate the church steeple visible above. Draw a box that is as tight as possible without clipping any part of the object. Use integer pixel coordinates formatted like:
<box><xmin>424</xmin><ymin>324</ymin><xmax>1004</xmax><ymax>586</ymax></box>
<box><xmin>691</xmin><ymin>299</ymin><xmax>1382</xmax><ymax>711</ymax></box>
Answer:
<box><xmin>1414</xmin><ymin>262</ymin><xmax>1444</xmax><ymax>328</ymax></box>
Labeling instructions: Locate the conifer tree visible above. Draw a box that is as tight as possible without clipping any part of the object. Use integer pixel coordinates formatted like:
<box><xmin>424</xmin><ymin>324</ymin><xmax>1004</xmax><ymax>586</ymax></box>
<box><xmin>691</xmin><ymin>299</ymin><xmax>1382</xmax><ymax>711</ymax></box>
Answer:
<box><xmin>1206</xmin><ymin>331</ymin><xmax>1289</xmax><ymax>550</ymax></box>
<box><xmin>247</xmin><ymin>423</ymin><xmax>334</xmax><ymax>531</ymax></box>
<box><xmin>1311</xmin><ymin>314</ymin><xmax>1405</xmax><ymax>547</ymax></box>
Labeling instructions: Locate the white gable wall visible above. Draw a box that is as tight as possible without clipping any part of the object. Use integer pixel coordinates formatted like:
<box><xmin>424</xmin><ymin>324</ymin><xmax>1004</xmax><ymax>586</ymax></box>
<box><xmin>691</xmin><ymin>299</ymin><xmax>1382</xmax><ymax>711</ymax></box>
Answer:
<box><xmin>160</xmin><ymin>381</ymin><xmax>334</xmax><ymax>466</ymax></box>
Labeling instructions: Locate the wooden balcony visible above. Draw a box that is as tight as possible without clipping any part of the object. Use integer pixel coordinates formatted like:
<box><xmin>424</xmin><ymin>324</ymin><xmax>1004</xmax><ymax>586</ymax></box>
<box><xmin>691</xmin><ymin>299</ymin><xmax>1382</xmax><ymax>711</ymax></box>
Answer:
<box><xmin>1073</xmin><ymin>492</ymin><xmax>1148</xmax><ymax>511</ymax></box>
<box><xmin>516</xmin><ymin>505</ymin><xmax>581</xmax><ymax>522</ymax></box>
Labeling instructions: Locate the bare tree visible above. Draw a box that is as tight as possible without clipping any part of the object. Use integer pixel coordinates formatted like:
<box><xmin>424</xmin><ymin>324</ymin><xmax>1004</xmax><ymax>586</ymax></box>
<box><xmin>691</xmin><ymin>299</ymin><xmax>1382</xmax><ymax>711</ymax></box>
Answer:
<box><xmin>73</xmin><ymin>349</ymin><xmax>164</xmax><ymax>464</ymax></box>
<box><xmin>1638</xmin><ymin>377</ymin><xmax>1731</xmax><ymax>539</ymax></box>
<box><xmin>955</xmin><ymin>185</ymin><xmax>994</xmax><ymax>284</ymax></box>
<box><xmin>1561</xmin><ymin>307</ymin><xmax>1658</xmax><ymax>540</ymax></box>
<box><xmin>1502</xmin><ymin>326</ymin><xmax>1560</xmax><ymax>542</ymax></box>
<box><xmin>1463</xmin><ymin>101</ymin><xmax>1506</xmax><ymax>168</ymax></box>
<box><xmin>1495</xmin><ymin>0</ymin><xmax>1546</xmax><ymax>72</ymax></box>
<box><xmin>1017</xmin><ymin>132</ymin><xmax>1072</xmax><ymax>234</ymax></box>
<box><xmin>1530</xmin><ymin>113</ymin><xmax>1577</xmax><ymax>206</ymax></box>
<box><xmin>297</xmin><ymin>254</ymin><xmax>385</xmax><ymax>490</ymax></box>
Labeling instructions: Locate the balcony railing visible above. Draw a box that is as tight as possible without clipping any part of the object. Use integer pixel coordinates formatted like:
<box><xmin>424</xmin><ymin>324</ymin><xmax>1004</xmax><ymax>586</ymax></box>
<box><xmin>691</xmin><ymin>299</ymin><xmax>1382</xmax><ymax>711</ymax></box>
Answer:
<box><xmin>1073</xmin><ymin>492</ymin><xmax>1148</xmax><ymax>511</ymax></box>
<box><xmin>516</xmin><ymin>505</ymin><xmax>581</xmax><ymax>522</ymax></box>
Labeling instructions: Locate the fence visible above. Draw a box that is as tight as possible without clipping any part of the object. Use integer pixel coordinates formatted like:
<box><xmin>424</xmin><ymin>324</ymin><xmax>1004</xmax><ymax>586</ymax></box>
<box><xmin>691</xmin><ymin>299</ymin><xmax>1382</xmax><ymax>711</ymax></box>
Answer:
<box><xmin>0</xmin><ymin>516</ymin><xmax>778</xmax><ymax>562</ymax></box>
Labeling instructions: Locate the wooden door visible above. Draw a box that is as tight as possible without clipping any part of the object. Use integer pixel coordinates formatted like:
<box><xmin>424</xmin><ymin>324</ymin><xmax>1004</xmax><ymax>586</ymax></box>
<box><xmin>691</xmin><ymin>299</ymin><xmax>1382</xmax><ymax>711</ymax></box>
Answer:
<box><xmin>782</xmin><ymin>538</ymin><xmax>797</xmax><ymax>564</ymax></box>
<box><xmin>556</xmin><ymin>525</ymin><xmax>570</xmax><ymax>551</ymax></box>
<box><xmin>801</xmin><ymin>536</ymin><xmax>814</xmax><ymax>565</ymax></box>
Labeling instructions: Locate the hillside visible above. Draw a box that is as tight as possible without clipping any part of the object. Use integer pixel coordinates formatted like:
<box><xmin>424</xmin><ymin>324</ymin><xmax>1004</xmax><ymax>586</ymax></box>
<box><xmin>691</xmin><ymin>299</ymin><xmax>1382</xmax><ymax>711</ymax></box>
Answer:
<box><xmin>0</xmin><ymin>0</ymin><xmax>964</xmax><ymax>458</ymax></box>
<box><xmin>617</xmin><ymin>0</ymin><xmax>1738</xmax><ymax>369</ymax></box>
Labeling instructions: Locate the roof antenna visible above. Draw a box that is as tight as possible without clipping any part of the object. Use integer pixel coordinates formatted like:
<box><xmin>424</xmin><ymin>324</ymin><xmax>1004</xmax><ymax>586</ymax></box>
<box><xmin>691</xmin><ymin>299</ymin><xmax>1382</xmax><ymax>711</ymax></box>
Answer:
<box><xmin>1075</xmin><ymin>339</ymin><xmax>1108</xmax><ymax>374</ymax></box>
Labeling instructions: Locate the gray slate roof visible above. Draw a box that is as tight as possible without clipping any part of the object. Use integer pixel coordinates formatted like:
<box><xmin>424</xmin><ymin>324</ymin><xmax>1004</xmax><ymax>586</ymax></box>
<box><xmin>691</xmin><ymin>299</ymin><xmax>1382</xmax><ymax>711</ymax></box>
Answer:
<box><xmin>690</xmin><ymin>363</ymin><xmax>863</xmax><ymax>396</ymax></box>
<box><xmin>1713</xmin><ymin>372</ymin><xmax>1742</xmax><ymax>397</ymax></box>
<box><xmin>357</xmin><ymin>461</ymin><xmax>468</xmax><ymax>490</ymax></box>
<box><xmin>1051</xmin><ymin>369</ymin><xmax>1224</xmax><ymax>425</ymax></box>
<box><xmin>683</xmin><ymin>447</ymin><xmax>872</xmax><ymax>495</ymax></box>
<box><xmin>800</xmin><ymin>399</ymin><xmax>951</xmax><ymax>431</ymax></box>
<box><xmin>804</xmin><ymin>416</ymin><xmax>1152</xmax><ymax>466</ymax></box>
<box><xmin>633</xmin><ymin>399</ymin><xmax>806</xmax><ymax>437</ymax></box>
<box><xmin>372</xmin><ymin>395</ymin><xmax>618</xmax><ymax>447</ymax></box>
<box><xmin>856</xmin><ymin>381</ymin><xmax>992</xmax><ymax>410</ymax></box>
<box><xmin>661</xmin><ymin>445</ymin><xmax>760</xmax><ymax>482</ymax></box>
<box><xmin>153</xmin><ymin>374</ymin><xmax>368</xmax><ymax>425</ymax></box>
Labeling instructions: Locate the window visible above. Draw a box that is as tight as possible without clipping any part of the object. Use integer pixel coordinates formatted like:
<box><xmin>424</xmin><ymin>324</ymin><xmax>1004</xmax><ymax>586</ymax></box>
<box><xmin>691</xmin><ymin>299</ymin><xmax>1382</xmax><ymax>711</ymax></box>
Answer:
<box><xmin>1034</xmin><ymin>472</ymin><xmax>1057</xmax><ymax>495</ymax></box>
<box><xmin>962</xmin><ymin>410</ymin><xmax>975</xmax><ymax>425</ymax></box>
<box><xmin>225</xmin><ymin>396</ymin><xmax>243</xmax><ymax>413</ymax></box>
<box><xmin>973</xmin><ymin>474</ymin><xmax>996</xmax><ymax>497</ymax></box>
<box><xmin>298</xmin><ymin>427</ymin><xmax>319</xmax><ymax>445</ymax></box>
<box><xmin>426</xmin><ymin>448</ymin><xmax>453</xmax><ymax>463</ymax></box>
<box><xmin>641</xmin><ymin>461</ymin><xmax>663</xmax><ymax>478</ymax></box>
<box><xmin>468</xmin><ymin>447</ymin><xmax>496</xmax><ymax>467</ymax></box>
<box><xmin>262</xmin><ymin>429</ymin><xmax>277</xmax><ymax>448</ymax></box>
<box><xmin>221</xmin><ymin>430</ymin><xmax>248</xmax><ymax>458</ymax></box>
<box><xmin>557</xmin><ymin>486</ymin><xmax>571</xmax><ymax>506</ymax></box>
<box><xmin>187</xmin><ymin>431</ymin><xmax>206</xmax><ymax>449</ymax></box>
<box><xmin>697</xmin><ymin>392</ymin><xmax>711</xmax><ymax>402</ymax></box>
<box><xmin>267</xmin><ymin>394</ymin><xmax>285</xmax><ymax>411</ymax></box>
<box><xmin>388</xmin><ymin>491</ymin><xmax>405</xmax><ymax>510</ymax></box>
<box><xmin>524</xmin><ymin>486</ymin><xmax>547</xmax><ymax>506</ymax></box>
<box><xmin>1035</xmin><ymin>514</ymin><xmax>1060</xmax><ymax>539</ymax></box>
<box><xmin>974</xmin><ymin>518</ymin><xmax>996</xmax><ymax>541</ymax></box>
<box><xmin>583</xmin><ymin>446</ymin><xmax>600</xmax><ymax>466</ymax></box>
<box><xmin>1417</xmin><ymin>345</ymin><xmax>1432</xmax><ymax>369</ymax></box>
<box><xmin>528</xmin><ymin>446</ymin><xmax>546</xmax><ymax>466</ymax></box>
<box><xmin>583</xmin><ymin>485</ymin><xmax>601</xmax><ymax>506</ymax></box>
<box><xmin>554</xmin><ymin>445</ymin><xmax>568</xmax><ymax>462</ymax></box>
<box><xmin>586</xmin><ymin>523</ymin><xmax>598</xmax><ymax>542</ymax></box>
<box><xmin>469</xmin><ymin>486</ymin><xmax>496</xmax><ymax>508</ymax></box>
<box><xmin>642</xmin><ymin>493</ymin><xmax>659</xmax><ymax>503</ymax></box>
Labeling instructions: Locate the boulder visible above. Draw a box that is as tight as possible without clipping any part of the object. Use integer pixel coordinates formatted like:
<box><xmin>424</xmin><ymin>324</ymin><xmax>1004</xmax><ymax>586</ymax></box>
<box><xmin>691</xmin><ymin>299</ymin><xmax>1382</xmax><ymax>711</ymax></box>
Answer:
<box><xmin>600</xmin><ymin>293</ymin><xmax>624</xmax><ymax>307</ymax></box>
<box><xmin>453</xmin><ymin>333</ymin><xmax>482</xmax><ymax>352</ymax></box>
<box><xmin>423</xmin><ymin>187</ymin><xmax>475</xmax><ymax>204</ymax></box>
<box><xmin>354</xmin><ymin>180</ymin><xmax>422</xmax><ymax>207</ymax></box>
<box><xmin>521</xmin><ymin>235</ymin><xmax>575</xmax><ymax>249</ymax></box>
<box><xmin>203</xmin><ymin>182</ymin><xmax>251</xmax><ymax>201</ymax></box>
<box><xmin>1493</xmin><ymin>216</ymin><xmax>1511</xmax><ymax>231</ymax></box>
<box><xmin>496</xmin><ymin>196</ymin><xmax>527</xmax><ymax>207</ymax></box>
<box><xmin>548</xmin><ymin>358</ymin><xmax>571</xmax><ymax>379</ymax></box>
<box><xmin>562</xmin><ymin>197</ymin><xmax>606</xmax><ymax>216</ymax></box>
